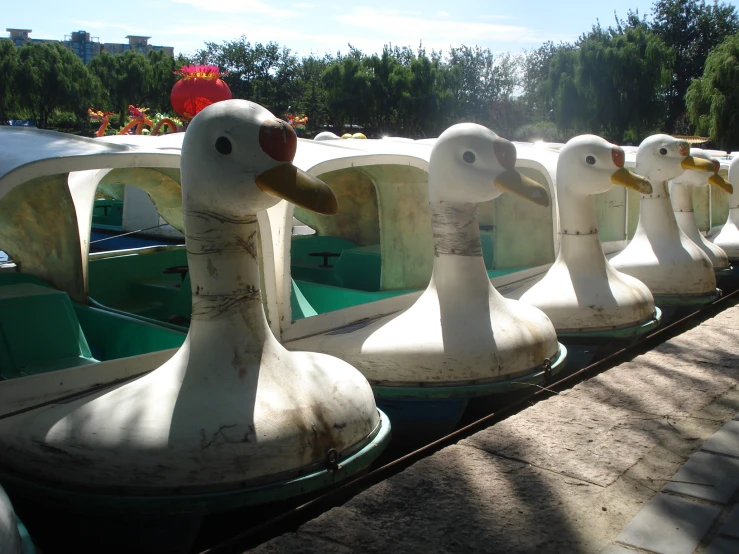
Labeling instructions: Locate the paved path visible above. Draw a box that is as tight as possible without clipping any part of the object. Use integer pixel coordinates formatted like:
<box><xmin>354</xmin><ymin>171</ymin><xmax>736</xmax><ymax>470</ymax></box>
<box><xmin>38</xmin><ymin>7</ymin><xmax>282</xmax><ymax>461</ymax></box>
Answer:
<box><xmin>602</xmin><ymin>415</ymin><xmax>739</xmax><ymax>554</ymax></box>
<box><xmin>250</xmin><ymin>304</ymin><xmax>739</xmax><ymax>554</ymax></box>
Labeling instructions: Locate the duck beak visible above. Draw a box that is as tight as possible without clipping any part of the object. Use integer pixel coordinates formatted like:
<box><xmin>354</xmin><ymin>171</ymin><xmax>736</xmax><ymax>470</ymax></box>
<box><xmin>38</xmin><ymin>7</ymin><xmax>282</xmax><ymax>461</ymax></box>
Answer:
<box><xmin>256</xmin><ymin>163</ymin><xmax>338</xmax><ymax>215</ymax></box>
<box><xmin>708</xmin><ymin>173</ymin><xmax>733</xmax><ymax>194</ymax></box>
<box><xmin>494</xmin><ymin>169</ymin><xmax>550</xmax><ymax>207</ymax></box>
<box><xmin>681</xmin><ymin>156</ymin><xmax>715</xmax><ymax>172</ymax></box>
<box><xmin>610</xmin><ymin>168</ymin><xmax>652</xmax><ymax>194</ymax></box>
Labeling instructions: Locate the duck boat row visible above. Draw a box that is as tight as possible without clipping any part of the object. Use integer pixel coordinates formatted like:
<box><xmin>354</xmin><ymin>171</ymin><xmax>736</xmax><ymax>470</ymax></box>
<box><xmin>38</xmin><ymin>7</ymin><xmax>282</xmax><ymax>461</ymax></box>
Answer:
<box><xmin>0</xmin><ymin>100</ymin><xmax>736</xmax><ymax>553</ymax></box>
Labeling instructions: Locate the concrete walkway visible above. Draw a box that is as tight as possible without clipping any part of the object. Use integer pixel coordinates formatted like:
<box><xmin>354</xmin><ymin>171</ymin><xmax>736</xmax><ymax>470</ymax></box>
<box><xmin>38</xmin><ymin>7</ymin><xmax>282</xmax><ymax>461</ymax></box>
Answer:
<box><xmin>602</xmin><ymin>414</ymin><xmax>739</xmax><ymax>554</ymax></box>
<box><xmin>249</xmin><ymin>303</ymin><xmax>739</xmax><ymax>554</ymax></box>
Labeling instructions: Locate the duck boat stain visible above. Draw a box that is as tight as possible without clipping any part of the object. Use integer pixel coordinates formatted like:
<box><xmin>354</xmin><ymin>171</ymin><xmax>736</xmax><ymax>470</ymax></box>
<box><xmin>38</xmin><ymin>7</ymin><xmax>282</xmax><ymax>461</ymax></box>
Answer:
<box><xmin>0</xmin><ymin>101</ymin><xmax>390</xmax><ymax>553</ymax></box>
<box><xmin>710</xmin><ymin>156</ymin><xmax>739</xmax><ymax>262</ymax></box>
<box><xmin>670</xmin><ymin>148</ymin><xmax>733</xmax><ymax>277</ymax></box>
<box><xmin>282</xmin><ymin>124</ymin><xmax>566</xmax><ymax>442</ymax></box>
<box><xmin>611</xmin><ymin>135</ymin><xmax>720</xmax><ymax>310</ymax></box>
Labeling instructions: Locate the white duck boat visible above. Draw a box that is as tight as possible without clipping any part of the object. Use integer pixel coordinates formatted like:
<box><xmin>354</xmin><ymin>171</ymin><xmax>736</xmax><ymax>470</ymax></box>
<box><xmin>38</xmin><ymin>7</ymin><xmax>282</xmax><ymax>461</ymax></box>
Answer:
<box><xmin>516</xmin><ymin>135</ymin><xmax>660</xmax><ymax>337</ymax></box>
<box><xmin>610</xmin><ymin>134</ymin><xmax>719</xmax><ymax>305</ymax></box>
<box><xmin>670</xmin><ymin>148</ymin><xmax>733</xmax><ymax>274</ymax></box>
<box><xmin>0</xmin><ymin>100</ymin><xmax>390</xmax><ymax>553</ymax></box>
<box><xmin>710</xmin><ymin>156</ymin><xmax>739</xmax><ymax>260</ymax></box>
<box><xmin>281</xmin><ymin>123</ymin><xmax>566</xmax><ymax>439</ymax></box>
<box><xmin>0</xmin><ymin>485</ymin><xmax>29</xmax><ymax>554</ymax></box>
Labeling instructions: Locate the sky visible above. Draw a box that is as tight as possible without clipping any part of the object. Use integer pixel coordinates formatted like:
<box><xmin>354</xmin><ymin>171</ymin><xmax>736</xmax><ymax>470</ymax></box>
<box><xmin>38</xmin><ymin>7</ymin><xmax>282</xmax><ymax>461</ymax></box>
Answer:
<box><xmin>4</xmin><ymin>0</ymin><xmax>739</xmax><ymax>59</ymax></box>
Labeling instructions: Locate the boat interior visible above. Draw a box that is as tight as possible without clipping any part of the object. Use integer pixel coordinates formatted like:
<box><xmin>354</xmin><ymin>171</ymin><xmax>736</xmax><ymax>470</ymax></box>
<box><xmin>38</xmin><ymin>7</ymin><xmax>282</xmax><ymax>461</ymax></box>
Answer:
<box><xmin>0</xmin><ymin>135</ymin><xmax>733</xmax><ymax>380</ymax></box>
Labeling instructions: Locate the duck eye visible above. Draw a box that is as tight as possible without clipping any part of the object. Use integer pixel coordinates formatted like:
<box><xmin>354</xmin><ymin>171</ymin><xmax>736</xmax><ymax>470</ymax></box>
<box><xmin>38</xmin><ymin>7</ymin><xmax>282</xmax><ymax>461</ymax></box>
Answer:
<box><xmin>586</xmin><ymin>155</ymin><xmax>596</xmax><ymax>165</ymax></box>
<box><xmin>215</xmin><ymin>136</ymin><xmax>232</xmax><ymax>155</ymax></box>
<box><xmin>659</xmin><ymin>148</ymin><xmax>668</xmax><ymax>155</ymax></box>
<box><xmin>463</xmin><ymin>151</ymin><xmax>476</xmax><ymax>164</ymax></box>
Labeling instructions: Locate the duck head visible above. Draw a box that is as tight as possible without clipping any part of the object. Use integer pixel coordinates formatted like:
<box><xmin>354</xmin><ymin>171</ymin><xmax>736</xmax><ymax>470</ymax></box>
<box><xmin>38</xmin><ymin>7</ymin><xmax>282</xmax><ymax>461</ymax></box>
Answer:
<box><xmin>181</xmin><ymin>99</ymin><xmax>337</xmax><ymax>217</ymax></box>
<box><xmin>558</xmin><ymin>135</ymin><xmax>652</xmax><ymax>196</ymax></box>
<box><xmin>636</xmin><ymin>134</ymin><xmax>716</xmax><ymax>183</ymax></box>
<box><xmin>672</xmin><ymin>148</ymin><xmax>733</xmax><ymax>194</ymax></box>
<box><xmin>428</xmin><ymin>123</ymin><xmax>550</xmax><ymax>206</ymax></box>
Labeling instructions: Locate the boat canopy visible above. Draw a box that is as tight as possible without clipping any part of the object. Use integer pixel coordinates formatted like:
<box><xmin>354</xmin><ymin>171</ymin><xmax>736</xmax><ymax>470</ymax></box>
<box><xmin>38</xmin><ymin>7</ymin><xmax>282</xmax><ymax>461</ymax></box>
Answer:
<box><xmin>263</xmin><ymin>137</ymin><xmax>560</xmax><ymax>338</ymax></box>
<box><xmin>0</xmin><ymin>128</ymin><xmax>180</xmax><ymax>303</ymax></box>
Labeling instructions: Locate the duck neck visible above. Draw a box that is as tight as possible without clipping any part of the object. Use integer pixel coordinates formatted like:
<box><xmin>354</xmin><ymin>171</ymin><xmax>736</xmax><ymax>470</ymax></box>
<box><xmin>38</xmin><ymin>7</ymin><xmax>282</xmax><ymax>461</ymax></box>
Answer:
<box><xmin>635</xmin><ymin>179</ymin><xmax>680</xmax><ymax>235</ymax></box>
<box><xmin>184</xmin><ymin>208</ymin><xmax>270</xmax><ymax>341</ymax></box>
<box><xmin>556</xmin><ymin>190</ymin><xmax>606</xmax><ymax>262</ymax></box>
<box><xmin>430</xmin><ymin>201</ymin><xmax>492</xmax><ymax>297</ymax></box>
<box><xmin>558</xmin><ymin>190</ymin><xmax>598</xmax><ymax>236</ymax></box>
<box><xmin>670</xmin><ymin>182</ymin><xmax>694</xmax><ymax>213</ymax></box>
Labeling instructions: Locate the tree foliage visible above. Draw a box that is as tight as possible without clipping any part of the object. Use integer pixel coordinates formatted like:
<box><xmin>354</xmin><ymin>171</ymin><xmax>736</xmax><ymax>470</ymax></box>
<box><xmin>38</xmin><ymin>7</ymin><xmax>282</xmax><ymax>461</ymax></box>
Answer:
<box><xmin>539</xmin><ymin>22</ymin><xmax>673</xmax><ymax>143</ymax></box>
<box><xmin>13</xmin><ymin>42</ymin><xmax>99</xmax><ymax>128</ymax></box>
<box><xmin>686</xmin><ymin>33</ymin><xmax>739</xmax><ymax>149</ymax></box>
<box><xmin>650</xmin><ymin>0</ymin><xmax>739</xmax><ymax>131</ymax></box>
<box><xmin>0</xmin><ymin>40</ymin><xmax>18</xmax><ymax>123</ymax></box>
<box><xmin>1</xmin><ymin>1</ymin><xmax>738</xmax><ymax>147</ymax></box>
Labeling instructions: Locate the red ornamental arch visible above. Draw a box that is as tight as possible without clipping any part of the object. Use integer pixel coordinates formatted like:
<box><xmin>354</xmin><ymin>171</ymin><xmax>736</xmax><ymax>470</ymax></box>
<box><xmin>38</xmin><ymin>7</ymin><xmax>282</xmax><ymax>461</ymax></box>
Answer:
<box><xmin>170</xmin><ymin>65</ymin><xmax>232</xmax><ymax>121</ymax></box>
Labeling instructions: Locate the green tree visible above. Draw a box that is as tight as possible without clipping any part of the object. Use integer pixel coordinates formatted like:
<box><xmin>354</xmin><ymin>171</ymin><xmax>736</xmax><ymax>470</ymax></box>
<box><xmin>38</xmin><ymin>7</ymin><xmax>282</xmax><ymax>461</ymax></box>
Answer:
<box><xmin>87</xmin><ymin>51</ymin><xmax>119</xmax><ymax>112</ymax></box>
<box><xmin>114</xmin><ymin>51</ymin><xmax>153</xmax><ymax>119</ymax></box>
<box><xmin>322</xmin><ymin>50</ymin><xmax>373</xmax><ymax>134</ymax></box>
<box><xmin>194</xmin><ymin>36</ymin><xmax>299</xmax><ymax>114</ymax></box>
<box><xmin>578</xmin><ymin>23</ymin><xmax>674</xmax><ymax>142</ymax></box>
<box><xmin>650</xmin><ymin>0</ymin><xmax>739</xmax><ymax>131</ymax></box>
<box><xmin>0</xmin><ymin>40</ymin><xmax>19</xmax><ymax>123</ymax></box>
<box><xmin>545</xmin><ymin>46</ymin><xmax>583</xmax><ymax>135</ymax></box>
<box><xmin>446</xmin><ymin>45</ymin><xmax>498</xmax><ymax>122</ymax></box>
<box><xmin>542</xmin><ymin>23</ymin><xmax>673</xmax><ymax>143</ymax></box>
<box><xmin>294</xmin><ymin>54</ymin><xmax>331</xmax><ymax>133</ymax></box>
<box><xmin>14</xmin><ymin>42</ymin><xmax>99</xmax><ymax>129</ymax></box>
<box><xmin>686</xmin><ymin>33</ymin><xmax>739</xmax><ymax>149</ymax></box>
<box><xmin>522</xmin><ymin>42</ymin><xmax>566</xmax><ymax>121</ymax></box>
<box><xmin>147</xmin><ymin>50</ymin><xmax>188</xmax><ymax>115</ymax></box>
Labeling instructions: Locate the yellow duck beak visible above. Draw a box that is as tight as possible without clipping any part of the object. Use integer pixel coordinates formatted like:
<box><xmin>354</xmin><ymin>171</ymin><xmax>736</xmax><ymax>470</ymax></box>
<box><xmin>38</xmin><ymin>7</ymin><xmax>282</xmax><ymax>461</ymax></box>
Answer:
<box><xmin>681</xmin><ymin>156</ymin><xmax>716</xmax><ymax>172</ymax></box>
<box><xmin>610</xmin><ymin>168</ymin><xmax>652</xmax><ymax>195</ymax></box>
<box><xmin>494</xmin><ymin>169</ymin><xmax>551</xmax><ymax>207</ymax></box>
<box><xmin>708</xmin><ymin>173</ymin><xmax>733</xmax><ymax>194</ymax></box>
<box><xmin>256</xmin><ymin>164</ymin><xmax>338</xmax><ymax>215</ymax></box>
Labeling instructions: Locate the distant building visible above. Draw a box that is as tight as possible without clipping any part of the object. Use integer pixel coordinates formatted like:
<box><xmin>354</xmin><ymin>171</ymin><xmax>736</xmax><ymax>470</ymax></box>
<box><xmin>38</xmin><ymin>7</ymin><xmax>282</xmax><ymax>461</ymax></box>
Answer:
<box><xmin>101</xmin><ymin>35</ymin><xmax>174</xmax><ymax>58</ymax></box>
<box><xmin>64</xmin><ymin>30</ymin><xmax>101</xmax><ymax>64</ymax></box>
<box><xmin>4</xmin><ymin>28</ymin><xmax>174</xmax><ymax>63</ymax></box>
<box><xmin>6</xmin><ymin>28</ymin><xmax>56</xmax><ymax>47</ymax></box>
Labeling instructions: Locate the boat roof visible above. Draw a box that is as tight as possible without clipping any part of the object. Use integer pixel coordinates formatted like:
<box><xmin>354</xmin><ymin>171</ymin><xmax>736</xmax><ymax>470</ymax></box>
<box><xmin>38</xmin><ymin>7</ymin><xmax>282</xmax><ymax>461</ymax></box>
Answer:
<box><xmin>0</xmin><ymin>128</ymin><xmax>560</xmax><ymax>334</ymax></box>
<box><xmin>0</xmin><ymin>127</ymin><xmax>180</xmax><ymax>302</ymax></box>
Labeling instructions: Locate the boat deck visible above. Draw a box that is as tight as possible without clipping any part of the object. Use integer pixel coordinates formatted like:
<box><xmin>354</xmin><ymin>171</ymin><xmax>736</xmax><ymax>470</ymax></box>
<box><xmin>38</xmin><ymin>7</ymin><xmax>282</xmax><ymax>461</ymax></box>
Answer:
<box><xmin>245</xmin><ymin>302</ymin><xmax>739</xmax><ymax>554</ymax></box>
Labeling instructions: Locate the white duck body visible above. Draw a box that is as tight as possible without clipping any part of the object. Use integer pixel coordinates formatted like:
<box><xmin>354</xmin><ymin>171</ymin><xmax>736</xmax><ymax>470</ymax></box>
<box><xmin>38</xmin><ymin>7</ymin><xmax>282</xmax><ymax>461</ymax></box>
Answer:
<box><xmin>0</xmin><ymin>101</ymin><xmax>388</xmax><ymax>501</ymax></box>
<box><xmin>285</xmin><ymin>124</ymin><xmax>563</xmax><ymax>392</ymax></box>
<box><xmin>610</xmin><ymin>135</ymin><xmax>718</xmax><ymax>301</ymax></box>
<box><xmin>710</xmin><ymin>156</ymin><xmax>739</xmax><ymax>259</ymax></box>
<box><xmin>0</xmin><ymin>486</ymin><xmax>22</xmax><ymax>554</ymax></box>
<box><xmin>670</xmin><ymin>148</ymin><xmax>732</xmax><ymax>272</ymax></box>
<box><xmin>518</xmin><ymin>135</ymin><xmax>658</xmax><ymax>334</ymax></box>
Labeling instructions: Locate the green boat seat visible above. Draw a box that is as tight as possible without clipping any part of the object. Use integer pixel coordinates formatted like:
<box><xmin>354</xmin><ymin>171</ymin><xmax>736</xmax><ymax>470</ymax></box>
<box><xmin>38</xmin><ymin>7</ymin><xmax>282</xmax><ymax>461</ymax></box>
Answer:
<box><xmin>0</xmin><ymin>283</ymin><xmax>96</xmax><ymax>379</ymax></box>
<box><xmin>291</xmin><ymin>235</ymin><xmax>359</xmax><ymax>265</ymax></box>
<box><xmin>332</xmin><ymin>245</ymin><xmax>382</xmax><ymax>291</ymax></box>
<box><xmin>291</xmin><ymin>236</ymin><xmax>359</xmax><ymax>285</ymax></box>
<box><xmin>92</xmin><ymin>198</ymin><xmax>124</xmax><ymax>228</ymax></box>
<box><xmin>291</xmin><ymin>236</ymin><xmax>384</xmax><ymax>292</ymax></box>
<box><xmin>88</xmin><ymin>247</ymin><xmax>188</xmax><ymax>318</ymax></box>
<box><xmin>480</xmin><ymin>232</ymin><xmax>494</xmax><ymax>270</ymax></box>
<box><xmin>166</xmin><ymin>271</ymin><xmax>193</xmax><ymax>325</ymax></box>
<box><xmin>74</xmin><ymin>302</ymin><xmax>186</xmax><ymax>361</ymax></box>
